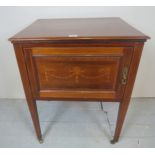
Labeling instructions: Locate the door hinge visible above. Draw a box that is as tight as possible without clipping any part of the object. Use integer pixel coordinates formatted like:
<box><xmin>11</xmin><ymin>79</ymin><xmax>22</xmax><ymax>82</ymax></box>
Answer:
<box><xmin>121</xmin><ymin>66</ymin><xmax>129</xmax><ymax>85</ymax></box>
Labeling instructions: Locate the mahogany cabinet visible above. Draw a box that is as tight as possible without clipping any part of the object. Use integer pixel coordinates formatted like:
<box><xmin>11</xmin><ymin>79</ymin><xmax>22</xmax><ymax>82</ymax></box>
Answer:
<box><xmin>9</xmin><ymin>18</ymin><xmax>149</xmax><ymax>144</ymax></box>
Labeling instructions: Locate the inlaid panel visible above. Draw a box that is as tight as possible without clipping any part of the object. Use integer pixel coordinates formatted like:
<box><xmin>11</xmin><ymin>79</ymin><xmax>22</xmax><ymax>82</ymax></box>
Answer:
<box><xmin>34</xmin><ymin>57</ymin><xmax>120</xmax><ymax>90</ymax></box>
<box><xmin>24</xmin><ymin>46</ymin><xmax>133</xmax><ymax>100</ymax></box>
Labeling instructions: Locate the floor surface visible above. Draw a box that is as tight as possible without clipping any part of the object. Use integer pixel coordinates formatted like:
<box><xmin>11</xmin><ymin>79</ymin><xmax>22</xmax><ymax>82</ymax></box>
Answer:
<box><xmin>0</xmin><ymin>98</ymin><xmax>154</xmax><ymax>148</ymax></box>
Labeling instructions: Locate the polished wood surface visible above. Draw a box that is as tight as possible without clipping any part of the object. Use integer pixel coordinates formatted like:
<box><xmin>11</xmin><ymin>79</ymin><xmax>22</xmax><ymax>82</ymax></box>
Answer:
<box><xmin>9</xmin><ymin>18</ymin><xmax>149</xmax><ymax>144</ymax></box>
<box><xmin>9</xmin><ymin>18</ymin><xmax>149</xmax><ymax>42</ymax></box>
<box><xmin>25</xmin><ymin>46</ymin><xmax>132</xmax><ymax>101</ymax></box>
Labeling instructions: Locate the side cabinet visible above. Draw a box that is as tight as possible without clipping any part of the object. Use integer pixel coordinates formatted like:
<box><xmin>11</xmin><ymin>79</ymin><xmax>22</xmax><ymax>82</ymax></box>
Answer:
<box><xmin>9</xmin><ymin>18</ymin><xmax>149</xmax><ymax>143</ymax></box>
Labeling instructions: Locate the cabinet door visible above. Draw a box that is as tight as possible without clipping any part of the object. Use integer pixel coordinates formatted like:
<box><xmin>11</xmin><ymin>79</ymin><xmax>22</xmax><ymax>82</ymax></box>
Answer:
<box><xmin>24</xmin><ymin>47</ymin><xmax>133</xmax><ymax>101</ymax></box>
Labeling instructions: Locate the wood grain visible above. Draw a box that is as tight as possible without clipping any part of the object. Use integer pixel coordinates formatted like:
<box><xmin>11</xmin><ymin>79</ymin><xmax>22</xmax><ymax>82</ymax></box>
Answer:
<box><xmin>32</xmin><ymin>47</ymin><xmax>124</xmax><ymax>56</ymax></box>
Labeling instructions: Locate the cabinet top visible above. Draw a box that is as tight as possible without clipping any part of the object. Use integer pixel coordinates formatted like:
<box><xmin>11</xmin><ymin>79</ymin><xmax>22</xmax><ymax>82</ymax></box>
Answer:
<box><xmin>9</xmin><ymin>18</ymin><xmax>150</xmax><ymax>42</ymax></box>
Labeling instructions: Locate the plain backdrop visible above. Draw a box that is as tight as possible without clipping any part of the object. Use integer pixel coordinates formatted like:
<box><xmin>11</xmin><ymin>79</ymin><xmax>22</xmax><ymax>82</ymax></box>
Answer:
<box><xmin>0</xmin><ymin>6</ymin><xmax>154</xmax><ymax>98</ymax></box>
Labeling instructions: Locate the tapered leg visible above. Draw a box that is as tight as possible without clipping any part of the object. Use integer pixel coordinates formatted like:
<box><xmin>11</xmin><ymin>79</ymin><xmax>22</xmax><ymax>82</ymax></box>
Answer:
<box><xmin>110</xmin><ymin>43</ymin><xmax>144</xmax><ymax>144</ymax></box>
<box><xmin>13</xmin><ymin>44</ymin><xmax>43</xmax><ymax>143</ymax></box>
<box><xmin>26</xmin><ymin>98</ymin><xmax>43</xmax><ymax>143</ymax></box>
<box><xmin>111</xmin><ymin>98</ymin><xmax>130</xmax><ymax>144</ymax></box>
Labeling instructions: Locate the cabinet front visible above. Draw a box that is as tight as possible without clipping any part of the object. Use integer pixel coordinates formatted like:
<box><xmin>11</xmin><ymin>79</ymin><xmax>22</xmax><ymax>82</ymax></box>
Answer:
<box><xmin>24</xmin><ymin>46</ymin><xmax>133</xmax><ymax>100</ymax></box>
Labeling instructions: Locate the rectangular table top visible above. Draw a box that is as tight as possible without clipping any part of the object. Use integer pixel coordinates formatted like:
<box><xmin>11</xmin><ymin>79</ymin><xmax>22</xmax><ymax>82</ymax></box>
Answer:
<box><xmin>9</xmin><ymin>17</ymin><xmax>149</xmax><ymax>42</ymax></box>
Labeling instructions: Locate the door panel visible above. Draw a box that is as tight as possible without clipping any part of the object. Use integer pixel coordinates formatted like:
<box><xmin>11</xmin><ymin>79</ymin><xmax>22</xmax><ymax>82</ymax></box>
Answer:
<box><xmin>24</xmin><ymin>46</ymin><xmax>133</xmax><ymax>100</ymax></box>
<box><xmin>34</xmin><ymin>57</ymin><xmax>120</xmax><ymax>90</ymax></box>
